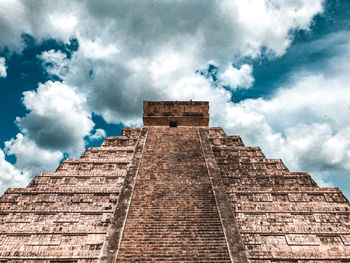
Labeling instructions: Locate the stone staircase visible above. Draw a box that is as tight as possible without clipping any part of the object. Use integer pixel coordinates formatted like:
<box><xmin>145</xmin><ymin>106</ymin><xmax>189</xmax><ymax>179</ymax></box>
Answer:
<box><xmin>116</xmin><ymin>127</ymin><xmax>231</xmax><ymax>262</ymax></box>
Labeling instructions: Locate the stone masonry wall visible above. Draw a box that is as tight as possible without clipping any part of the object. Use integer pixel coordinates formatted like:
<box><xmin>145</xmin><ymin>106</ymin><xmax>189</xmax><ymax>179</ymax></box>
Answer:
<box><xmin>204</xmin><ymin>127</ymin><xmax>350</xmax><ymax>262</ymax></box>
<box><xmin>1</xmin><ymin>106</ymin><xmax>350</xmax><ymax>262</ymax></box>
<box><xmin>143</xmin><ymin>101</ymin><xmax>209</xmax><ymax>126</ymax></box>
<box><xmin>0</xmin><ymin>127</ymin><xmax>143</xmax><ymax>262</ymax></box>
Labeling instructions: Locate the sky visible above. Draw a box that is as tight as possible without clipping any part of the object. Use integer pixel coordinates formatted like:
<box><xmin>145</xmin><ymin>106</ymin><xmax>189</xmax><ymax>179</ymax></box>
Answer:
<box><xmin>0</xmin><ymin>0</ymin><xmax>350</xmax><ymax>197</ymax></box>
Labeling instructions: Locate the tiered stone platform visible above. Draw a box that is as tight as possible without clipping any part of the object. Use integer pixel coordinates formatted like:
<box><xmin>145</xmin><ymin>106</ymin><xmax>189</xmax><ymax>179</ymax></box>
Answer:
<box><xmin>203</xmin><ymin>127</ymin><xmax>350</xmax><ymax>262</ymax></box>
<box><xmin>0</xmin><ymin>101</ymin><xmax>349</xmax><ymax>262</ymax></box>
<box><xmin>0</xmin><ymin>128</ymin><xmax>146</xmax><ymax>262</ymax></box>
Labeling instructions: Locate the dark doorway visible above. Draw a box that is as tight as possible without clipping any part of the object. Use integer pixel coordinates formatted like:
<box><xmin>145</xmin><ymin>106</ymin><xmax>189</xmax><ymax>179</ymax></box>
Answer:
<box><xmin>169</xmin><ymin>121</ymin><xmax>177</xmax><ymax>127</ymax></box>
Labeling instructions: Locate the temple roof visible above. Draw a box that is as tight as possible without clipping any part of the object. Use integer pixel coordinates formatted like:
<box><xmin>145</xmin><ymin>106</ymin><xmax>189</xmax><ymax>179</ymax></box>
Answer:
<box><xmin>143</xmin><ymin>101</ymin><xmax>209</xmax><ymax>127</ymax></box>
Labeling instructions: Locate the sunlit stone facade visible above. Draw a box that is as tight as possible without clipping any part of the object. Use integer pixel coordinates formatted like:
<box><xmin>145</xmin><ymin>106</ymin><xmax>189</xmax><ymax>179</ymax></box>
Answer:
<box><xmin>0</xmin><ymin>101</ymin><xmax>349</xmax><ymax>262</ymax></box>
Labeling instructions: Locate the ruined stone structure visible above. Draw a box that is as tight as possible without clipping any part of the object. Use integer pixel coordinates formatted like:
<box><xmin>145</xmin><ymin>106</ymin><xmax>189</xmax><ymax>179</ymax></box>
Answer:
<box><xmin>143</xmin><ymin>101</ymin><xmax>209</xmax><ymax>127</ymax></box>
<box><xmin>0</xmin><ymin>101</ymin><xmax>350</xmax><ymax>262</ymax></box>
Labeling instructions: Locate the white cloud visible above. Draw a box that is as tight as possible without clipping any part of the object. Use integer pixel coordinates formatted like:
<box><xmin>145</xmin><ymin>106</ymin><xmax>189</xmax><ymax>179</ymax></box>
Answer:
<box><xmin>0</xmin><ymin>57</ymin><xmax>7</xmax><ymax>78</ymax></box>
<box><xmin>0</xmin><ymin>149</ymin><xmax>30</xmax><ymax>194</ymax></box>
<box><xmin>79</xmin><ymin>38</ymin><xmax>119</xmax><ymax>60</ymax></box>
<box><xmin>60</xmin><ymin>0</ymin><xmax>323</xmax><ymax>124</ymax></box>
<box><xmin>49</xmin><ymin>13</ymin><xmax>78</xmax><ymax>35</ymax></box>
<box><xmin>38</xmin><ymin>49</ymin><xmax>69</xmax><ymax>78</ymax></box>
<box><xmin>1</xmin><ymin>80</ymin><xmax>94</xmax><ymax>187</ymax></box>
<box><xmin>4</xmin><ymin>133</ymin><xmax>63</xmax><ymax>176</ymax></box>
<box><xmin>0</xmin><ymin>0</ymin><xmax>332</xmax><ymax>192</ymax></box>
<box><xmin>15</xmin><ymin>80</ymin><xmax>94</xmax><ymax>154</ymax></box>
<box><xmin>225</xmin><ymin>0</ymin><xmax>325</xmax><ymax>57</ymax></box>
<box><xmin>0</xmin><ymin>0</ymin><xmax>325</xmax><ymax>124</ymax></box>
<box><xmin>0</xmin><ymin>0</ymin><xmax>82</xmax><ymax>50</ymax></box>
<box><xmin>212</xmin><ymin>60</ymin><xmax>350</xmax><ymax>181</ymax></box>
<box><xmin>0</xmin><ymin>0</ymin><xmax>28</xmax><ymax>49</ymax></box>
<box><xmin>89</xmin><ymin>128</ymin><xmax>106</xmax><ymax>141</ymax></box>
<box><xmin>219</xmin><ymin>64</ymin><xmax>254</xmax><ymax>90</ymax></box>
<box><xmin>0</xmin><ymin>0</ymin><xmax>324</xmax><ymax>62</ymax></box>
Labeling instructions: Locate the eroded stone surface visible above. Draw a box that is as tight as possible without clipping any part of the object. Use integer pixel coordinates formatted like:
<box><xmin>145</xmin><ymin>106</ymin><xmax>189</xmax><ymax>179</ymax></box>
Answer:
<box><xmin>1</xmin><ymin>101</ymin><xmax>350</xmax><ymax>263</ymax></box>
<box><xmin>143</xmin><ymin>101</ymin><xmax>209</xmax><ymax>126</ymax></box>
<box><xmin>0</xmin><ymin>127</ymin><xmax>143</xmax><ymax>262</ymax></box>
<box><xmin>204</xmin><ymin>127</ymin><xmax>350</xmax><ymax>262</ymax></box>
<box><xmin>116</xmin><ymin>127</ymin><xmax>231</xmax><ymax>262</ymax></box>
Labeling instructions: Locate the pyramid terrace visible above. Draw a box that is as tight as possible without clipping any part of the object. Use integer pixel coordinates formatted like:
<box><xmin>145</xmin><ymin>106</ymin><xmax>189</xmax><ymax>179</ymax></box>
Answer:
<box><xmin>0</xmin><ymin>101</ymin><xmax>349</xmax><ymax>262</ymax></box>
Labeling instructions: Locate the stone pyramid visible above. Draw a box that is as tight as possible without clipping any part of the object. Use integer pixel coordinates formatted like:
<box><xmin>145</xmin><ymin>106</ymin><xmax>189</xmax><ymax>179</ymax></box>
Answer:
<box><xmin>0</xmin><ymin>101</ymin><xmax>349</xmax><ymax>262</ymax></box>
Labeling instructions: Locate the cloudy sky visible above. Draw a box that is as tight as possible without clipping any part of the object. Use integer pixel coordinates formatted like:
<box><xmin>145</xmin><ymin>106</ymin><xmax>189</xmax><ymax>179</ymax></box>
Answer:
<box><xmin>0</xmin><ymin>0</ymin><xmax>350</xmax><ymax>197</ymax></box>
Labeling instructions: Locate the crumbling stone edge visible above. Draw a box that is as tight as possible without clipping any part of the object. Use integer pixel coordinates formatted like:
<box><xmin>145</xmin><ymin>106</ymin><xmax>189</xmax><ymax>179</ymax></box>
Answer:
<box><xmin>198</xmin><ymin>127</ymin><xmax>249</xmax><ymax>263</ymax></box>
<box><xmin>98</xmin><ymin>127</ymin><xmax>149</xmax><ymax>263</ymax></box>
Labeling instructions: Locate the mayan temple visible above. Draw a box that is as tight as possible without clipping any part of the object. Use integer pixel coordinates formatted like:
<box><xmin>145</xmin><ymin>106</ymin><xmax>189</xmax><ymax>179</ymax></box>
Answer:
<box><xmin>0</xmin><ymin>101</ymin><xmax>350</xmax><ymax>262</ymax></box>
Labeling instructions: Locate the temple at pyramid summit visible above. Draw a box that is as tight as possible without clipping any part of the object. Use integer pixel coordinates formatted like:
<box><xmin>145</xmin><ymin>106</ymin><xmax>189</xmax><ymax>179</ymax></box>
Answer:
<box><xmin>1</xmin><ymin>100</ymin><xmax>350</xmax><ymax>262</ymax></box>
